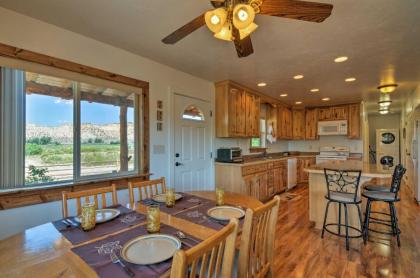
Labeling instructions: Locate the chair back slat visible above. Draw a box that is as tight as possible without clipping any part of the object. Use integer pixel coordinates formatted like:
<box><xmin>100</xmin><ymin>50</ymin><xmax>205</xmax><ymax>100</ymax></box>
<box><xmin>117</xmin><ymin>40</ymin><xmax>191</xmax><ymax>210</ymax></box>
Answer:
<box><xmin>170</xmin><ymin>219</ymin><xmax>238</xmax><ymax>278</ymax></box>
<box><xmin>390</xmin><ymin>164</ymin><xmax>406</xmax><ymax>197</ymax></box>
<box><xmin>324</xmin><ymin>169</ymin><xmax>362</xmax><ymax>202</ymax></box>
<box><xmin>238</xmin><ymin>195</ymin><xmax>280</xmax><ymax>278</ymax></box>
<box><xmin>62</xmin><ymin>185</ymin><xmax>118</xmax><ymax>218</ymax></box>
<box><xmin>128</xmin><ymin>177</ymin><xmax>167</xmax><ymax>203</ymax></box>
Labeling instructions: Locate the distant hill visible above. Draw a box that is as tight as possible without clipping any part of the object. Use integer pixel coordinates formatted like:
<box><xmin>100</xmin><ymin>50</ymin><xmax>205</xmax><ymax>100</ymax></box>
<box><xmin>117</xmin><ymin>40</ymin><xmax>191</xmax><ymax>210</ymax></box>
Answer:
<box><xmin>26</xmin><ymin>123</ymin><xmax>135</xmax><ymax>144</ymax></box>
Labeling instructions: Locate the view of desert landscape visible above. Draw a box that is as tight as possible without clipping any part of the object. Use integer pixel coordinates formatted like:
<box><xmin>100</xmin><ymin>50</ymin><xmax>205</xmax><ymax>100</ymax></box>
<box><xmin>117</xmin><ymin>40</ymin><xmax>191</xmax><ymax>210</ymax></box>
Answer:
<box><xmin>25</xmin><ymin>122</ymin><xmax>135</xmax><ymax>184</ymax></box>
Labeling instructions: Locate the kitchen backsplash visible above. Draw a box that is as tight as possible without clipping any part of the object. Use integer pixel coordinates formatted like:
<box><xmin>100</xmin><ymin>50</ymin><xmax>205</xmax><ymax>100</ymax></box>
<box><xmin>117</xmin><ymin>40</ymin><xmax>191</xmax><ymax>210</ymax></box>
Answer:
<box><xmin>215</xmin><ymin>135</ymin><xmax>363</xmax><ymax>155</ymax></box>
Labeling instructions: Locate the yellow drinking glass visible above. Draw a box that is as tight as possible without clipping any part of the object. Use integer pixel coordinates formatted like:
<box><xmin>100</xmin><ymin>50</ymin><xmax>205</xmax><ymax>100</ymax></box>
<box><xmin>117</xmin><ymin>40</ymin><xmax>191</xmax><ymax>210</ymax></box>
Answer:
<box><xmin>166</xmin><ymin>188</ymin><xmax>175</xmax><ymax>208</ymax></box>
<box><xmin>147</xmin><ymin>205</ymin><xmax>160</xmax><ymax>233</ymax></box>
<box><xmin>216</xmin><ymin>188</ymin><xmax>225</xmax><ymax>206</ymax></box>
<box><xmin>81</xmin><ymin>203</ymin><xmax>96</xmax><ymax>231</ymax></box>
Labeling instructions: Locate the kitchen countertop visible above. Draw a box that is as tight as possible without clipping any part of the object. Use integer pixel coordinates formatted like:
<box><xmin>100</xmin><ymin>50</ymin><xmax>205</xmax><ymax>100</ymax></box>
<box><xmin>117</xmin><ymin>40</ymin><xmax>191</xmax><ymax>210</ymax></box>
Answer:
<box><xmin>304</xmin><ymin>160</ymin><xmax>393</xmax><ymax>178</ymax></box>
<box><xmin>215</xmin><ymin>154</ymin><xmax>316</xmax><ymax>167</ymax></box>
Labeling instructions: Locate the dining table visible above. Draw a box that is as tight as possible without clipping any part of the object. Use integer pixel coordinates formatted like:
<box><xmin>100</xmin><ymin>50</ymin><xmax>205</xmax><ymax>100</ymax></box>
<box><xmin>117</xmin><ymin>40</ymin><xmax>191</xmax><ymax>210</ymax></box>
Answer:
<box><xmin>0</xmin><ymin>191</ymin><xmax>262</xmax><ymax>277</ymax></box>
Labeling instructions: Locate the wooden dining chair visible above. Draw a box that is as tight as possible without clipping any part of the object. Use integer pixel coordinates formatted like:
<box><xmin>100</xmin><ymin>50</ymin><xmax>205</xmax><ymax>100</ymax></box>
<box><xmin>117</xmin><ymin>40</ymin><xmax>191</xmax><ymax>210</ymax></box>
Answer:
<box><xmin>170</xmin><ymin>218</ymin><xmax>239</xmax><ymax>278</ymax></box>
<box><xmin>128</xmin><ymin>177</ymin><xmax>167</xmax><ymax>203</ymax></box>
<box><xmin>62</xmin><ymin>185</ymin><xmax>118</xmax><ymax>218</ymax></box>
<box><xmin>238</xmin><ymin>195</ymin><xmax>281</xmax><ymax>278</ymax></box>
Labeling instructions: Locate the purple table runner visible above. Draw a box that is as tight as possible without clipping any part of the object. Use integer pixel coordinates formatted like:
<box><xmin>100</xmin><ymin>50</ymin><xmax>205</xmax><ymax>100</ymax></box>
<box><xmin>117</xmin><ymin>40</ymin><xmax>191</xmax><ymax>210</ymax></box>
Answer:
<box><xmin>72</xmin><ymin>224</ymin><xmax>201</xmax><ymax>278</ymax></box>
<box><xmin>142</xmin><ymin>193</ymin><xmax>245</xmax><ymax>231</ymax></box>
<box><xmin>141</xmin><ymin>193</ymin><xmax>212</xmax><ymax>215</ymax></box>
<box><xmin>53</xmin><ymin>205</ymin><xmax>146</xmax><ymax>245</ymax></box>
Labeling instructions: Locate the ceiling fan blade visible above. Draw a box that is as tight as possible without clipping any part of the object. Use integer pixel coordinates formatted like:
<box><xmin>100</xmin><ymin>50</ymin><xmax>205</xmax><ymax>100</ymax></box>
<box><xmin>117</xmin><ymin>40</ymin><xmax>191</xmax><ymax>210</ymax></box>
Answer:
<box><xmin>259</xmin><ymin>0</ymin><xmax>333</xmax><ymax>23</ymax></box>
<box><xmin>211</xmin><ymin>0</ymin><xmax>225</xmax><ymax>8</ymax></box>
<box><xmin>233</xmin><ymin>28</ymin><xmax>254</xmax><ymax>58</ymax></box>
<box><xmin>162</xmin><ymin>14</ymin><xmax>206</xmax><ymax>44</ymax></box>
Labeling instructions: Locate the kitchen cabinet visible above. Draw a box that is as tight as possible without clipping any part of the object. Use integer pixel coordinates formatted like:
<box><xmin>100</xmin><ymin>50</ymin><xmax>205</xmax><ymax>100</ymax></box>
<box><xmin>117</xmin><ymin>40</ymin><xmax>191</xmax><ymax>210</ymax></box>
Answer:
<box><xmin>292</xmin><ymin>109</ymin><xmax>306</xmax><ymax>139</ymax></box>
<box><xmin>297</xmin><ymin>157</ymin><xmax>316</xmax><ymax>183</ymax></box>
<box><xmin>215</xmin><ymin>81</ymin><xmax>260</xmax><ymax>138</ymax></box>
<box><xmin>277</xmin><ymin>106</ymin><xmax>293</xmax><ymax>139</ymax></box>
<box><xmin>332</xmin><ymin>105</ymin><xmax>348</xmax><ymax>120</ymax></box>
<box><xmin>318</xmin><ymin>107</ymin><xmax>333</xmax><ymax>121</ymax></box>
<box><xmin>266</xmin><ymin>105</ymin><xmax>278</xmax><ymax>140</ymax></box>
<box><xmin>215</xmin><ymin>158</ymin><xmax>288</xmax><ymax>202</ymax></box>
<box><xmin>348</xmin><ymin>103</ymin><xmax>361</xmax><ymax>139</ymax></box>
<box><xmin>305</xmin><ymin>108</ymin><xmax>318</xmax><ymax>140</ymax></box>
<box><xmin>245</xmin><ymin>92</ymin><xmax>260</xmax><ymax>137</ymax></box>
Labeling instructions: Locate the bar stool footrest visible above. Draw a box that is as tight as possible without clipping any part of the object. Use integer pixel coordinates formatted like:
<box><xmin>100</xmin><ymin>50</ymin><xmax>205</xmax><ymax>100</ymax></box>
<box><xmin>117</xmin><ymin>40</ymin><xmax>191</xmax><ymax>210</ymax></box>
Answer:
<box><xmin>324</xmin><ymin>223</ymin><xmax>363</xmax><ymax>239</ymax></box>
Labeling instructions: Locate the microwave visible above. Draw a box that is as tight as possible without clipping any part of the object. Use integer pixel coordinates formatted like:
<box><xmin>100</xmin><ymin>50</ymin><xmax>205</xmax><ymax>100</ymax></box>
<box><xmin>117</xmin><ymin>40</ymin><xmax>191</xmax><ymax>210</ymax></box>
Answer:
<box><xmin>318</xmin><ymin>120</ymin><xmax>348</xmax><ymax>136</ymax></box>
<box><xmin>216</xmin><ymin>147</ymin><xmax>243</xmax><ymax>163</ymax></box>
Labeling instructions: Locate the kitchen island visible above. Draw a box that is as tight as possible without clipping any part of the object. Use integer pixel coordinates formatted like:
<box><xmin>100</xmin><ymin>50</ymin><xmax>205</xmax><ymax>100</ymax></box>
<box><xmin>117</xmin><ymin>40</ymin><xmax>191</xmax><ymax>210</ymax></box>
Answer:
<box><xmin>304</xmin><ymin>160</ymin><xmax>393</xmax><ymax>231</ymax></box>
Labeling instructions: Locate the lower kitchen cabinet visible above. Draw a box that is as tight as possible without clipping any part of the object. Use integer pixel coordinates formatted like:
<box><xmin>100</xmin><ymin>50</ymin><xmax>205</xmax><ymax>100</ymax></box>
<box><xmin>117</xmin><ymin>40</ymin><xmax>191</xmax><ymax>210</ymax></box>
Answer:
<box><xmin>215</xmin><ymin>159</ymin><xmax>288</xmax><ymax>202</ymax></box>
<box><xmin>297</xmin><ymin>157</ymin><xmax>316</xmax><ymax>184</ymax></box>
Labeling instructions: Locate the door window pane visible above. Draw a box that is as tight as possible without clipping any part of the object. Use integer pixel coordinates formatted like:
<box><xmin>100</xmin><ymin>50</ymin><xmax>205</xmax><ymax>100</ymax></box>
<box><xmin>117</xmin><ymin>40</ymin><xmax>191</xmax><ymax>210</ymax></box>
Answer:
<box><xmin>80</xmin><ymin>83</ymin><xmax>135</xmax><ymax>176</ymax></box>
<box><xmin>25</xmin><ymin>72</ymin><xmax>74</xmax><ymax>185</ymax></box>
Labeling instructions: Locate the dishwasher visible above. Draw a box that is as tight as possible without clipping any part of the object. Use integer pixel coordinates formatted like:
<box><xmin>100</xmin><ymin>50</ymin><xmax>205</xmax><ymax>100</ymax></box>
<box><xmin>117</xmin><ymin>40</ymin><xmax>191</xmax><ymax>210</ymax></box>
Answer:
<box><xmin>287</xmin><ymin>158</ymin><xmax>297</xmax><ymax>190</ymax></box>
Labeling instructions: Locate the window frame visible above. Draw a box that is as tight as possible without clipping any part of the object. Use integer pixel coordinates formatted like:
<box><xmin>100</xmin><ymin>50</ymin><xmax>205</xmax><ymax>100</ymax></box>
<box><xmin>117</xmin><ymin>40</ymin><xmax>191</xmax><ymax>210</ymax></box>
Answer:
<box><xmin>0</xmin><ymin>44</ymin><xmax>149</xmax><ymax>191</ymax></box>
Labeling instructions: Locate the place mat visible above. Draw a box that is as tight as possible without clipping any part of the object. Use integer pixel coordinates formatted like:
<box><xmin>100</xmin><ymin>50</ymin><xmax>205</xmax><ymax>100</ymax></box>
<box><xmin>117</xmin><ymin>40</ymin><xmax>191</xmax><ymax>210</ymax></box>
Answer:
<box><xmin>72</xmin><ymin>224</ymin><xmax>201</xmax><ymax>278</ymax></box>
<box><xmin>141</xmin><ymin>193</ymin><xmax>212</xmax><ymax>215</ymax></box>
<box><xmin>174</xmin><ymin>202</ymin><xmax>245</xmax><ymax>231</ymax></box>
<box><xmin>53</xmin><ymin>205</ymin><xmax>146</xmax><ymax>245</ymax></box>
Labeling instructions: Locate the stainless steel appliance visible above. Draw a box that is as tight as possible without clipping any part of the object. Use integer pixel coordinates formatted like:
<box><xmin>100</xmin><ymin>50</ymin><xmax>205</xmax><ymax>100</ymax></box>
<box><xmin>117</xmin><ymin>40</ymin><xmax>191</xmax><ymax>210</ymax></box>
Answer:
<box><xmin>216</xmin><ymin>147</ymin><xmax>243</xmax><ymax>163</ymax></box>
<box><xmin>318</xmin><ymin>120</ymin><xmax>348</xmax><ymax>136</ymax></box>
<box><xmin>316</xmin><ymin>146</ymin><xmax>350</xmax><ymax>164</ymax></box>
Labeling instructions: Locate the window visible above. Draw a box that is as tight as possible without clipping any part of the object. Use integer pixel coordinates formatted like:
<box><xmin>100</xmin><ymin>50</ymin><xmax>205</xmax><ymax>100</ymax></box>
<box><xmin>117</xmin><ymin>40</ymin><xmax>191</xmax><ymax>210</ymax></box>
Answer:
<box><xmin>182</xmin><ymin>105</ymin><xmax>205</xmax><ymax>121</ymax></box>
<box><xmin>0</xmin><ymin>67</ymin><xmax>141</xmax><ymax>189</ymax></box>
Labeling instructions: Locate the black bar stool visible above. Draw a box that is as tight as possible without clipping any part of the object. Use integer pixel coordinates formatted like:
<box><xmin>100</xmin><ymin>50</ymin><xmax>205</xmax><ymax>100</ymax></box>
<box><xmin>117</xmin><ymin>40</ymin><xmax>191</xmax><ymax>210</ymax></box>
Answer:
<box><xmin>362</xmin><ymin>164</ymin><xmax>406</xmax><ymax>246</ymax></box>
<box><xmin>321</xmin><ymin>169</ymin><xmax>363</xmax><ymax>250</ymax></box>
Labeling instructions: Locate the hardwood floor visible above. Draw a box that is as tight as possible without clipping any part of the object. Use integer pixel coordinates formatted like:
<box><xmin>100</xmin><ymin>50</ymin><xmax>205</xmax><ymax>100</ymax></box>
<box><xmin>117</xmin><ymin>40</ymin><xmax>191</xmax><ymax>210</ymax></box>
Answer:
<box><xmin>273</xmin><ymin>184</ymin><xmax>420</xmax><ymax>277</ymax></box>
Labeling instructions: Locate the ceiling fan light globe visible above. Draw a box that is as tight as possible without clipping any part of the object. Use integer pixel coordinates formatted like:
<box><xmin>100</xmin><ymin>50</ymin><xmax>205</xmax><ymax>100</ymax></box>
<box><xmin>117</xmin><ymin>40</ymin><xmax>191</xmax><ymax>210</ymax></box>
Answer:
<box><xmin>239</xmin><ymin>23</ymin><xmax>258</xmax><ymax>40</ymax></box>
<box><xmin>205</xmin><ymin>8</ymin><xmax>227</xmax><ymax>33</ymax></box>
<box><xmin>214</xmin><ymin>22</ymin><xmax>233</xmax><ymax>41</ymax></box>
<box><xmin>233</xmin><ymin>4</ymin><xmax>255</xmax><ymax>30</ymax></box>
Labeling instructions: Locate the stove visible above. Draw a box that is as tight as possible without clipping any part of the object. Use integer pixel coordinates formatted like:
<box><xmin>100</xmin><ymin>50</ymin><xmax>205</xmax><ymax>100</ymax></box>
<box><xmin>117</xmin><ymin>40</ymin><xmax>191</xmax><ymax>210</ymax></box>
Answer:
<box><xmin>316</xmin><ymin>146</ymin><xmax>350</xmax><ymax>164</ymax></box>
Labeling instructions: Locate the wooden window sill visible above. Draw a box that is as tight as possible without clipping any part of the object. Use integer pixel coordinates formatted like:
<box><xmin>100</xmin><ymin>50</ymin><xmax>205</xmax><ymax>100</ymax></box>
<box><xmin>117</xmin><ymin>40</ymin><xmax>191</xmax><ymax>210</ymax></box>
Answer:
<box><xmin>0</xmin><ymin>173</ymin><xmax>152</xmax><ymax>210</ymax></box>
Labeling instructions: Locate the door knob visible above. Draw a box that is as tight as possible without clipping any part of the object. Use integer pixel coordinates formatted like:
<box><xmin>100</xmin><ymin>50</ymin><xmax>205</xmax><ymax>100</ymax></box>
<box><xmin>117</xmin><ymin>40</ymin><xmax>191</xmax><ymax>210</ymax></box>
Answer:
<box><xmin>175</xmin><ymin>162</ymin><xmax>184</xmax><ymax>166</ymax></box>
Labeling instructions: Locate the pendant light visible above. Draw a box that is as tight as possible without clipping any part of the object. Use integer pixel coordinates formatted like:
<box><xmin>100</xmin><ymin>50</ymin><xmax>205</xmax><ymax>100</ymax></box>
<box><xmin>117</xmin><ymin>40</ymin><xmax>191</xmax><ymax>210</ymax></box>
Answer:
<box><xmin>377</xmin><ymin>84</ymin><xmax>398</xmax><ymax>93</ymax></box>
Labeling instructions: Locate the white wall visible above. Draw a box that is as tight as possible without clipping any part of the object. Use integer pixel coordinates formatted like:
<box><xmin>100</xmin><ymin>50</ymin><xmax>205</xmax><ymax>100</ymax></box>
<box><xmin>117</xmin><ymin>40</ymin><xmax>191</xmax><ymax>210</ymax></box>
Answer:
<box><xmin>0</xmin><ymin>7</ymin><xmax>214</xmax><ymax>239</ymax></box>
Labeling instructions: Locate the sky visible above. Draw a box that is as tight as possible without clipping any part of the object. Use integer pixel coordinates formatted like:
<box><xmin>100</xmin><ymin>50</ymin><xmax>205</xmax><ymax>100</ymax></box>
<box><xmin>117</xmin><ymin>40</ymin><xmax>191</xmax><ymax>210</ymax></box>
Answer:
<box><xmin>26</xmin><ymin>94</ymin><xmax>134</xmax><ymax>126</ymax></box>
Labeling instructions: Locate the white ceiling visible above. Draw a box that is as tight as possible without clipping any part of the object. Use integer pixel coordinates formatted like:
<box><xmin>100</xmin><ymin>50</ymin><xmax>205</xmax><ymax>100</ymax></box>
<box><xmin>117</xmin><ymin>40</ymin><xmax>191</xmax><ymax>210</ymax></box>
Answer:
<box><xmin>0</xmin><ymin>0</ymin><xmax>419</xmax><ymax>113</ymax></box>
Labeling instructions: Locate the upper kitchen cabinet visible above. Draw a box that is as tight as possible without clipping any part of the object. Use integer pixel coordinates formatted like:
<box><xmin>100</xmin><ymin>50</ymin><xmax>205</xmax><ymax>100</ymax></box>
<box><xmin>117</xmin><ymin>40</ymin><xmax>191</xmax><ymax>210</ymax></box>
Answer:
<box><xmin>266</xmin><ymin>105</ymin><xmax>278</xmax><ymax>140</ymax></box>
<box><xmin>277</xmin><ymin>106</ymin><xmax>293</xmax><ymax>139</ymax></box>
<box><xmin>215</xmin><ymin>81</ymin><xmax>260</xmax><ymax>138</ymax></box>
<box><xmin>348</xmin><ymin>103</ymin><xmax>361</xmax><ymax>139</ymax></box>
<box><xmin>332</xmin><ymin>105</ymin><xmax>348</xmax><ymax>120</ymax></box>
<box><xmin>245</xmin><ymin>92</ymin><xmax>260</xmax><ymax>137</ymax></box>
<box><xmin>318</xmin><ymin>107</ymin><xmax>333</xmax><ymax>121</ymax></box>
<box><xmin>305</xmin><ymin>108</ymin><xmax>318</xmax><ymax>140</ymax></box>
<box><xmin>292</xmin><ymin>109</ymin><xmax>306</xmax><ymax>139</ymax></box>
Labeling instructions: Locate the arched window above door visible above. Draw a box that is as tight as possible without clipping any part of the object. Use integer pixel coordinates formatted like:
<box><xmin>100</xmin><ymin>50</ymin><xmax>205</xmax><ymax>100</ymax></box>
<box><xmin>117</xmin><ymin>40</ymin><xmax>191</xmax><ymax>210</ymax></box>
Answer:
<box><xmin>182</xmin><ymin>105</ymin><xmax>205</xmax><ymax>121</ymax></box>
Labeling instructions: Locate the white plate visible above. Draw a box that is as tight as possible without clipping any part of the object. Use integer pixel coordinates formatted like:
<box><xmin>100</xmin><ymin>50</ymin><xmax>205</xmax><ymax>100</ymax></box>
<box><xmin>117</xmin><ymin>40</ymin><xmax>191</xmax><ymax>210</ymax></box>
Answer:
<box><xmin>207</xmin><ymin>206</ymin><xmax>245</xmax><ymax>221</ymax></box>
<box><xmin>121</xmin><ymin>234</ymin><xmax>181</xmax><ymax>265</ymax></box>
<box><xmin>75</xmin><ymin>208</ymin><xmax>121</xmax><ymax>224</ymax></box>
<box><xmin>152</xmin><ymin>193</ymin><xmax>183</xmax><ymax>203</ymax></box>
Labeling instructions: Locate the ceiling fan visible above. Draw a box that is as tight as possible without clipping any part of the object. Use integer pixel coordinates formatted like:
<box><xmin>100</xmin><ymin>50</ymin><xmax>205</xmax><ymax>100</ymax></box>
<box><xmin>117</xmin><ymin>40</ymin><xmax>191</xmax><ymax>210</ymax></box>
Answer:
<box><xmin>162</xmin><ymin>0</ymin><xmax>333</xmax><ymax>58</ymax></box>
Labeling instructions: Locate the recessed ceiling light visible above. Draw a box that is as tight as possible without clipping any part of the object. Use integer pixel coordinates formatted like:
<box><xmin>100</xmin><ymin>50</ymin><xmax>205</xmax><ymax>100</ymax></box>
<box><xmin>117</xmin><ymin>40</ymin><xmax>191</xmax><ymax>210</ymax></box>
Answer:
<box><xmin>257</xmin><ymin>82</ymin><xmax>267</xmax><ymax>87</ymax></box>
<box><xmin>322</xmin><ymin>97</ymin><xmax>331</xmax><ymax>101</ymax></box>
<box><xmin>295</xmin><ymin>101</ymin><xmax>302</xmax><ymax>105</ymax></box>
<box><xmin>310</xmin><ymin>88</ymin><xmax>319</xmax><ymax>92</ymax></box>
<box><xmin>280</xmin><ymin>93</ymin><xmax>288</xmax><ymax>97</ymax></box>
<box><xmin>334</xmin><ymin>56</ymin><xmax>348</xmax><ymax>63</ymax></box>
<box><xmin>345</xmin><ymin>77</ymin><xmax>356</xmax><ymax>82</ymax></box>
<box><xmin>293</xmin><ymin>75</ymin><xmax>304</xmax><ymax>80</ymax></box>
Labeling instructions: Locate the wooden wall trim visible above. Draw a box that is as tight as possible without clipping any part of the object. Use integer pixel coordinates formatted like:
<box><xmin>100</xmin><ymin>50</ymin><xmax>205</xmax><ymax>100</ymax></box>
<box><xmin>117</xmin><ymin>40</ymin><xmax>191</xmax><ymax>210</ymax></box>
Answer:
<box><xmin>0</xmin><ymin>174</ymin><xmax>152</xmax><ymax>210</ymax></box>
<box><xmin>0</xmin><ymin>42</ymin><xmax>149</xmax><ymax>89</ymax></box>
